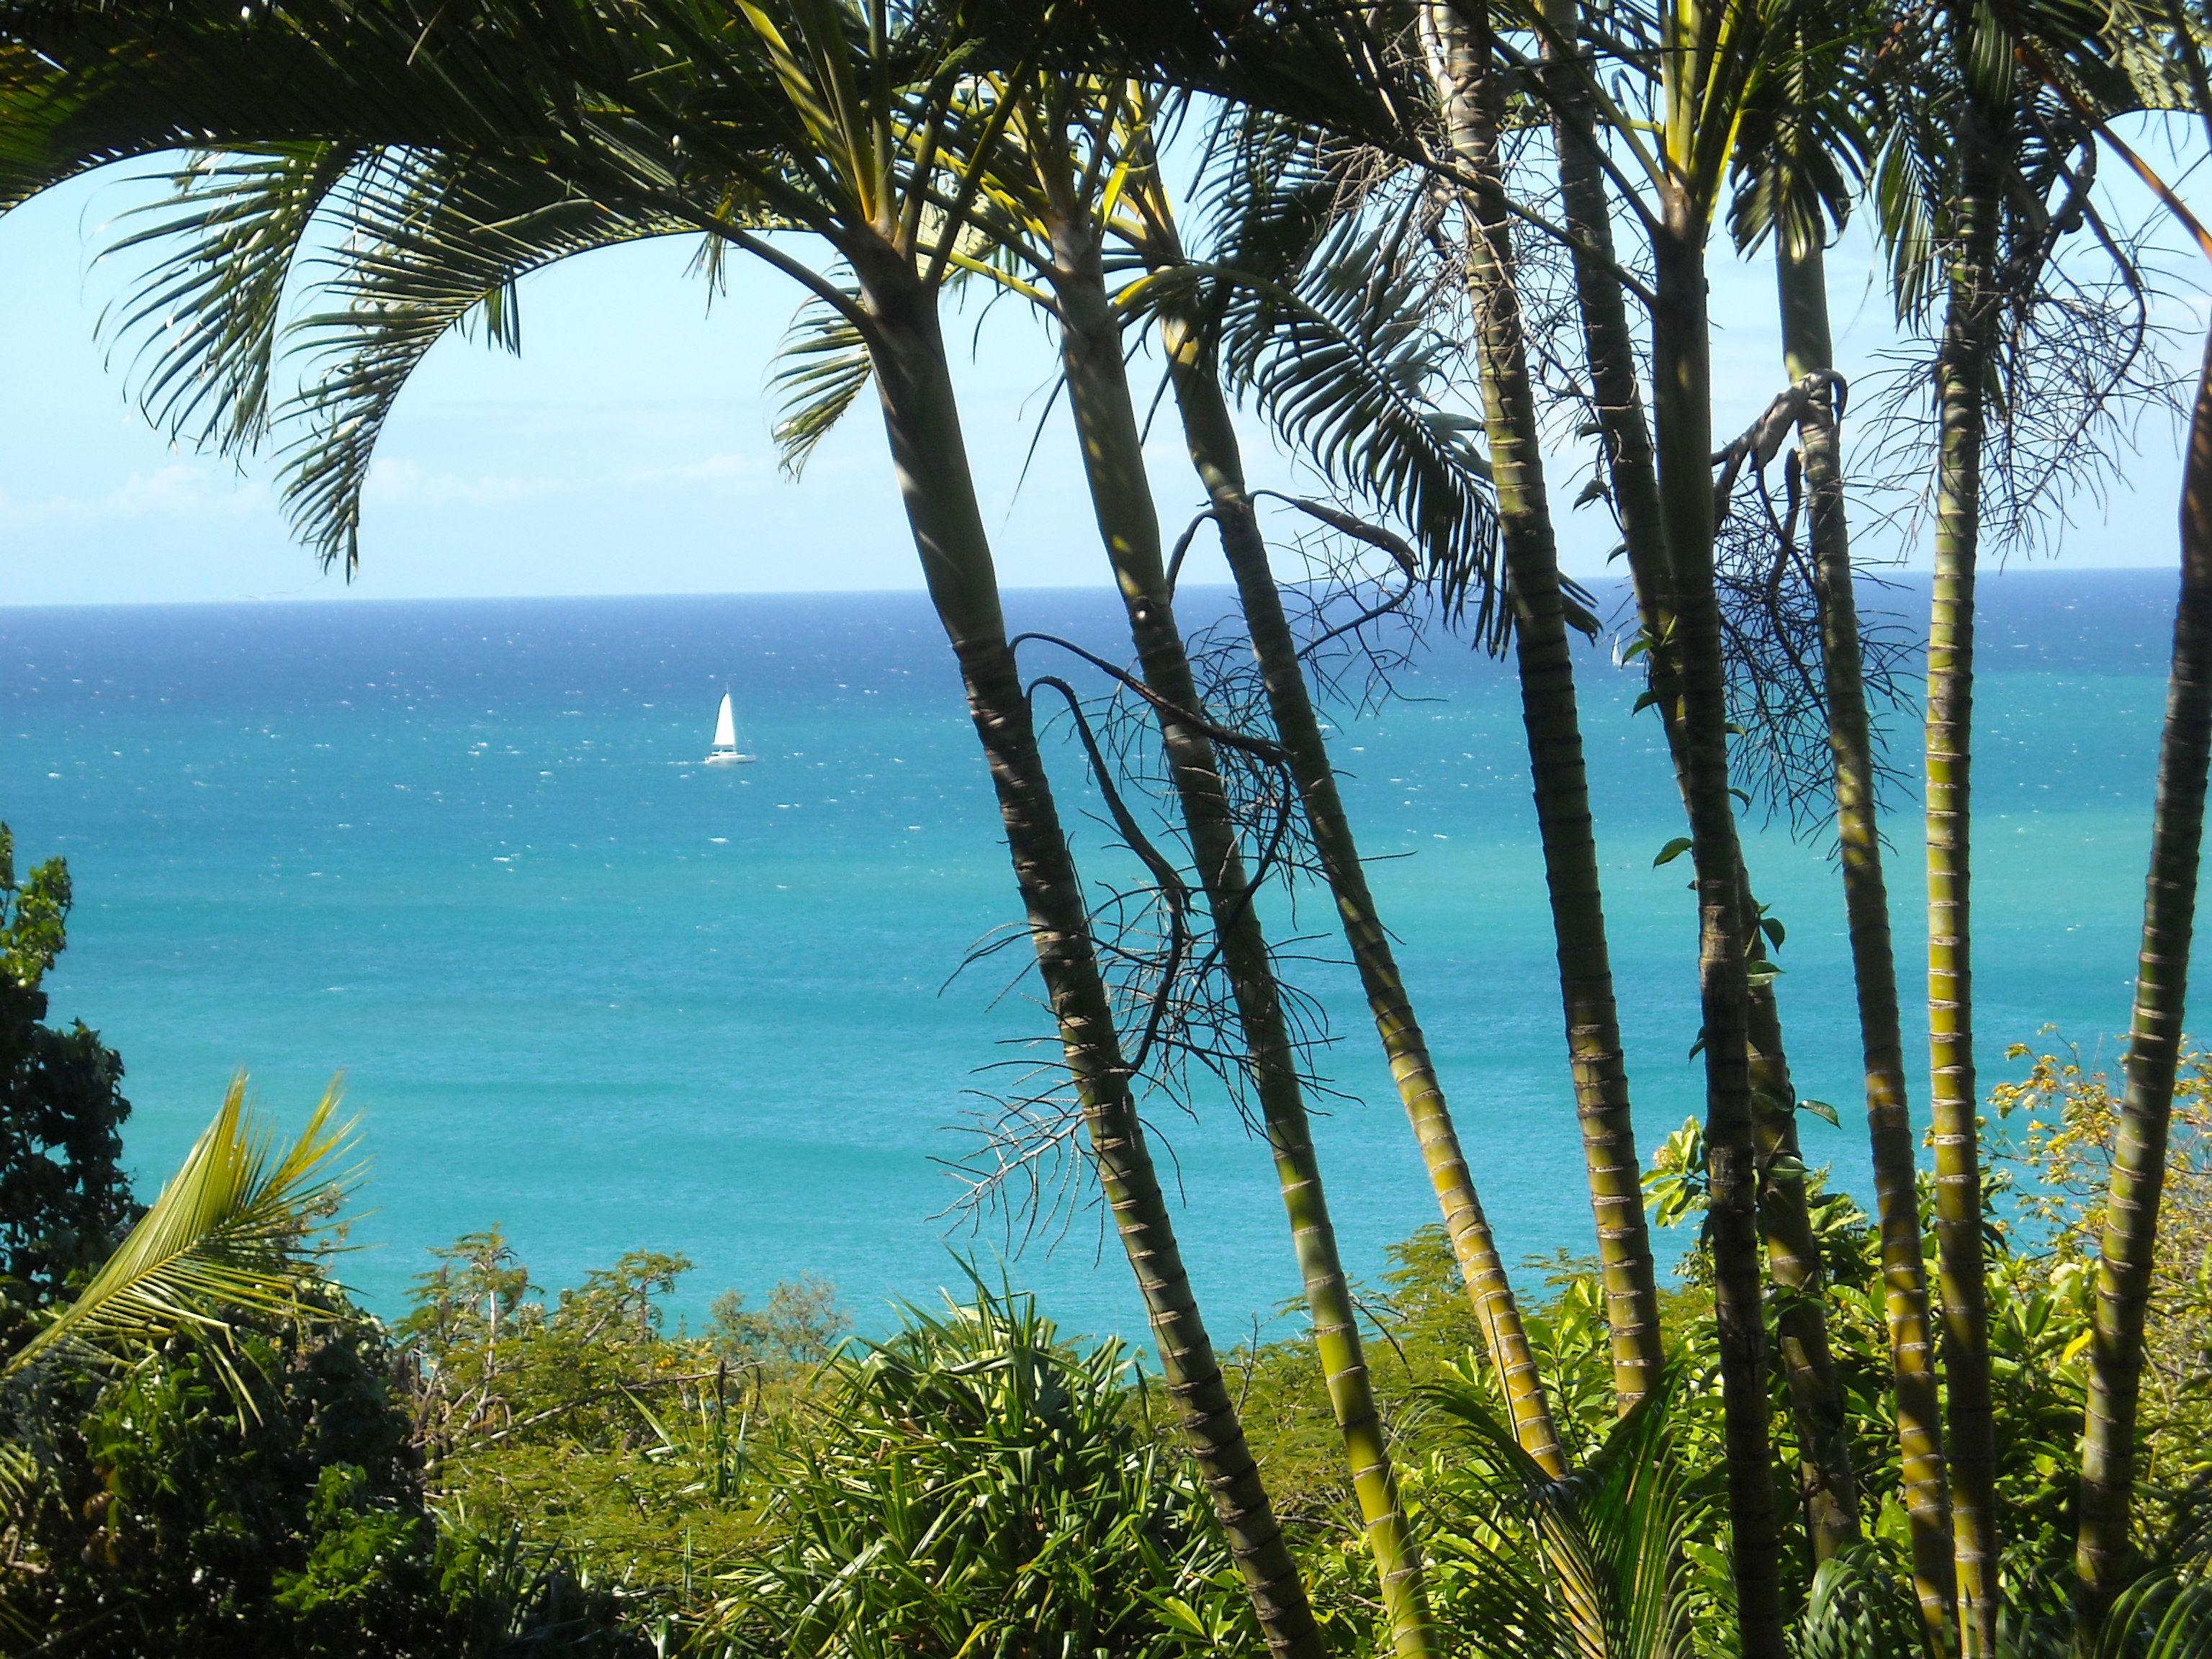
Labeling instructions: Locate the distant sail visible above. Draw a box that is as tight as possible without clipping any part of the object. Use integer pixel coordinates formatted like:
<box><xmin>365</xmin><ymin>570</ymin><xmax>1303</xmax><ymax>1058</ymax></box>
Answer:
<box><xmin>705</xmin><ymin>691</ymin><xmax>755</xmax><ymax>764</ymax></box>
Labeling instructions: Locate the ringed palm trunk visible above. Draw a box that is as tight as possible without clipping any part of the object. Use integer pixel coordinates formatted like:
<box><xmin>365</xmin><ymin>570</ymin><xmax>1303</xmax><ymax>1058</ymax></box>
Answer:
<box><xmin>1777</xmin><ymin>237</ymin><xmax>1954</xmax><ymax>1625</ymax></box>
<box><xmin>1739</xmin><ymin>866</ymin><xmax>1859</xmax><ymax>1560</ymax></box>
<box><xmin>2075</xmin><ymin>330</ymin><xmax>2212</xmax><ymax>1618</ymax></box>
<box><xmin>1040</xmin><ymin>220</ymin><xmax>1437</xmax><ymax>1657</ymax></box>
<box><xmin>1926</xmin><ymin>79</ymin><xmax>2009</xmax><ymax>1655</ymax></box>
<box><xmin>1152</xmin><ymin>295</ymin><xmax>1566</xmax><ymax>1475</ymax></box>
<box><xmin>1428</xmin><ymin>0</ymin><xmax>1665</xmax><ymax>1416</ymax></box>
<box><xmin>1537</xmin><ymin>0</ymin><xmax>1856</xmax><ymax>1564</ymax></box>
<box><xmin>1646</xmin><ymin>174</ymin><xmax>1789</xmax><ymax>1659</ymax></box>
<box><xmin>855</xmin><ymin>253</ymin><xmax>1321</xmax><ymax>1659</ymax></box>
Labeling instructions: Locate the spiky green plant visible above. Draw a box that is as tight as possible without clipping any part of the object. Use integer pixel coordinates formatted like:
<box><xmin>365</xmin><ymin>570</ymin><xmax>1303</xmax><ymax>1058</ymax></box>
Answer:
<box><xmin>4</xmin><ymin>1074</ymin><xmax>351</xmax><ymax>1382</ymax></box>
<box><xmin>705</xmin><ymin>1280</ymin><xmax>1259</xmax><ymax>1658</ymax></box>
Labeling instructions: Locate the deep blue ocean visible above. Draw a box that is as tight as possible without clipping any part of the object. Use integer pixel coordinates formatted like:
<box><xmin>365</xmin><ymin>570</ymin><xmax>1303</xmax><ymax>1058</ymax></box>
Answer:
<box><xmin>0</xmin><ymin>571</ymin><xmax>2184</xmax><ymax>1345</ymax></box>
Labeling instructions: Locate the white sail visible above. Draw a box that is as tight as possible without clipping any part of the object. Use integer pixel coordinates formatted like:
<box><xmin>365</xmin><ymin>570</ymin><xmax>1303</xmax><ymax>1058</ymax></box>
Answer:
<box><xmin>711</xmin><ymin>693</ymin><xmax>737</xmax><ymax>752</ymax></box>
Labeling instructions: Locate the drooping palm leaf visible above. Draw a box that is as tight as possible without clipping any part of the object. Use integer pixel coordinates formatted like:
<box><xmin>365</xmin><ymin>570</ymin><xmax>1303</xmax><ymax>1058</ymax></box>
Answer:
<box><xmin>769</xmin><ymin>282</ymin><xmax>873</xmax><ymax>477</ymax></box>
<box><xmin>0</xmin><ymin>0</ymin><xmax>587</xmax><ymax>212</ymax></box>
<box><xmin>1792</xmin><ymin>1547</ymin><xmax>1927</xmax><ymax>1659</ymax></box>
<box><xmin>4</xmin><ymin>1074</ymin><xmax>354</xmax><ymax>1377</ymax></box>
<box><xmin>282</xmin><ymin>152</ymin><xmax>693</xmax><ymax>571</ymax></box>
<box><xmin>1424</xmin><ymin>1364</ymin><xmax>1698</xmax><ymax>1659</ymax></box>
<box><xmin>1205</xmin><ymin>209</ymin><xmax>1506</xmax><ymax>644</ymax></box>
<box><xmin>1724</xmin><ymin>3</ymin><xmax>1874</xmax><ymax>261</ymax></box>
<box><xmin>2095</xmin><ymin>1576</ymin><xmax>2212</xmax><ymax>1659</ymax></box>
<box><xmin>102</xmin><ymin>143</ymin><xmax>371</xmax><ymax>457</ymax></box>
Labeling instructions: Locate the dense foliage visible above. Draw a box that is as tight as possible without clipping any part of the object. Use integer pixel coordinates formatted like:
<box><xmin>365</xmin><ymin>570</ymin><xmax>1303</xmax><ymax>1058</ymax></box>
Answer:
<box><xmin>3</xmin><ymin>1025</ymin><xmax>2209</xmax><ymax>1654</ymax></box>
<box><xmin>4</xmin><ymin>1307</ymin><xmax>446</xmax><ymax>1658</ymax></box>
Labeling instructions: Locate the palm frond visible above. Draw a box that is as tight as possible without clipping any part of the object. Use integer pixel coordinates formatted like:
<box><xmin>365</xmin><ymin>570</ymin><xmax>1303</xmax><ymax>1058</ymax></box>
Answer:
<box><xmin>1793</xmin><ymin>1547</ymin><xmax>1923</xmax><ymax>1659</ymax></box>
<box><xmin>0</xmin><ymin>1</ymin><xmax>587</xmax><ymax>211</ymax></box>
<box><xmin>282</xmin><ymin>152</ymin><xmax>689</xmax><ymax>573</ymax></box>
<box><xmin>1207</xmin><ymin>211</ymin><xmax>1503</xmax><ymax>644</ymax></box>
<box><xmin>3</xmin><ymin>1073</ymin><xmax>354</xmax><ymax>1378</ymax></box>
<box><xmin>1725</xmin><ymin>7</ymin><xmax>1875</xmax><ymax>258</ymax></box>
<box><xmin>101</xmin><ymin>143</ymin><xmax>370</xmax><ymax>457</ymax></box>
<box><xmin>2092</xmin><ymin>1576</ymin><xmax>2212</xmax><ymax>1659</ymax></box>
<box><xmin>769</xmin><ymin>282</ymin><xmax>873</xmax><ymax>477</ymax></box>
<box><xmin>1425</xmin><ymin>1363</ymin><xmax>1699</xmax><ymax>1659</ymax></box>
<box><xmin>1189</xmin><ymin>103</ymin><xmax>1346</xmax><ymax>312</ymax></box>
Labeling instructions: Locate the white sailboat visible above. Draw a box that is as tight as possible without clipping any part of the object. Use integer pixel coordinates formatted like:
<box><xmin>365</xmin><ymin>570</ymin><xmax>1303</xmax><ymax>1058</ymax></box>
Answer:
<box><xmin>703</xmin><ymin>691</ymin><xmax>757</xmax><ymax>765</ymax></box>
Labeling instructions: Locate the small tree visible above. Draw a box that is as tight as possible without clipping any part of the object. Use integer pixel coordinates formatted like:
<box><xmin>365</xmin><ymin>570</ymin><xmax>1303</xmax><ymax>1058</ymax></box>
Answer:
<box><xmin>0</xmin><ymin>827</ymin><xmax>136</xmax><ymax>1339</ymax></box>
<box><xmin>709</xmin><ymin>1274</ymin><xmax>849</xmax><ymax>1370</ymax></box>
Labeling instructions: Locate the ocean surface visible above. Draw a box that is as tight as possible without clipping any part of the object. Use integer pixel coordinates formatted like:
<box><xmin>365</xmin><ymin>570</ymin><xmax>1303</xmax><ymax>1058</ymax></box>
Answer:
<box><xmin>0</xmin><ymin>571</ymin><xmax>2185</xmax><ymax>1346</ymax></box>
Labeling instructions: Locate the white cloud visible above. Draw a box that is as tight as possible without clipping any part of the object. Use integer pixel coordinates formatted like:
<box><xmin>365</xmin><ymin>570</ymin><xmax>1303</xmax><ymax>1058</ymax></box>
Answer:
<box><xmin>0</xmin><ymin>463</ymin><xmax>274</xmax><ymax>527</ymax></box>
<box><xmin>361</xmin><ymin>457</ymin><xmax>571</xmax><ymax>510</ymax></box>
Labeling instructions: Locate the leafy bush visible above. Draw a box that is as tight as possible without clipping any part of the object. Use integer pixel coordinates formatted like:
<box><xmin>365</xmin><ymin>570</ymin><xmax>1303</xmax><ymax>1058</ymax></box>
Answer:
<box><xmin>2</xmin><ymin>1304</ymin><xmax>447</xmax><ymax>1658</ymax></box>
<box><xmin>700</xmin><ymin>1283</ymin><xmax>1256</xmax><ymax>1658</ymax></box>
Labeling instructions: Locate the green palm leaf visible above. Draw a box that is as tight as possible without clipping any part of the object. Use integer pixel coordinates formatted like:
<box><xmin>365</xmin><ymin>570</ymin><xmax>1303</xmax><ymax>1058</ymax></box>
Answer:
<box><xmin>769</xmin><ymin>283</ymin><xmax>872</xmax><ymax>477</ymax></box>
<box><xmin>1425</xmin><ymin>1364</ymin><xmax>1698</xmax><ymax>1659</ymax></box>
<box><xmin>1171</xmin><ymin>109</ymin><xmax>1509</xmax><ymax>641</ymax></box>
<box><xmin>102</xmin><ymin>143</ymin><xmax>369</xmax><ymax>457</ymax></box>
<box><xmin>4</xmin><ymin>1073</ymin><xmax>354</xmax><ymax>1377</ymax></box>
<box><xmin>1210</xmin><ymin>212</ymin><xmax>1505</xmax><ymax>641</ymax></box>
<box><xmin>282</xmin><ymin>152</ymin><xmax>691</xmax><ymax>572</ymax></box>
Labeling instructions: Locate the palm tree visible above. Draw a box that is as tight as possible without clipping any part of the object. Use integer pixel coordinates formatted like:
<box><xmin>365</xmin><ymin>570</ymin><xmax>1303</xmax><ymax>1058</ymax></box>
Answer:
<box><xmin>2052</xmin><ymin>68</ymin><xmax>2212</xmax><ymax>1613</ymax></box>
<box><xmin>1539</xmin><ymin>0</ymin><xmax>1807</xmax><ymax>1645</ymax></box>
<box><xmin>1775</xmin><ymin>233</ymin><xmax>1953</xmax><ymax>1619</ymax></box>
<box><xmin>1</xmin><ymin>4</ymin><xmax>1323</xmax><ymax>1646</ymax></box>
<box><xmin>950</xmin><ymin>80</ymin><xmax>1436</xmax><ymax>1651</ymax></box>
<box><xmin>1865</xmin><ymin>9</ymin><xmax>2156</xmax><ymax>1640</ymax></box>
<box><xmin>1532</xmin><ymin>0</ymin><xmax>1876</xmax><ymax>1567</ymax></box>
<box><xmin>2077</xmin><ymin>312</ymin><xmax>2212</xmax><ymax>1631</ymax></box>
<box><xmin>1022</xmin><ymin>2</ymin><xmax>1802</xmax><ymax>1644</ymax></box>
<box><xmin>1121</xmin><ymin>134</ymin><xmax>1568</xmax><ymax>1476</ymax></box>
<box><xmin>1713</xmin><ymin>3</ymin><xmax>1944</xmax><ymax>1586</ymax></box>
<box><xmin>1421</xmin><ymin>0</ymin><xmax>1665</xmax><ymax>1420</ymax></box>
<box><xmin>1918</xmin><ymin>14</ymin><xmax>2011</xmax><ymax>1639</ymax></box>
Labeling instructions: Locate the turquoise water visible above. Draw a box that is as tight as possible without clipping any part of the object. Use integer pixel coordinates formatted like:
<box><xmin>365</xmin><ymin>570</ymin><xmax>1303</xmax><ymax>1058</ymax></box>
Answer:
<box><xmin>0</xmin><ymin>570</ymin><xmax>2185</xmax><ymax>1344</ymax></box>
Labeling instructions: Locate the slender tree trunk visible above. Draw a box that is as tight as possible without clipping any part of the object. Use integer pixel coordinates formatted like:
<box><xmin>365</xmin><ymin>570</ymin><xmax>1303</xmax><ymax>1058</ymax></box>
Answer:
<box><xmin>1777</xmin><ymin>238</ymin><xmax>1955</xmax><ymax>1627</ymax></box>
<box><xmin>2075</xmin><ymin>330</ymin><xmax>2212</xmax><ymax>1619</ymax></box>
<box><xmin>857</xmin><ymin>258</ymin><xmax>1321</xmax><ymax>1659</ymax></box>
<box><xmin>1040</xmin><ymin>222</ymin><xmax>1436</xmax><ymax>1658</ymax></box>
<box><xmin>1927</xmin><ymin>83</ymin><xmax>2008</xmax><ymax>1655</ymax></box>
<box><xmin>1428</xmin><ymin>0</ymin><xmax>1665</xmax><ymax>1416</ymax></box>
<box><xmin>1539</xmin><ymin>3</ymin><xmax>1849</xmax><ymax>1601</ymax></box>
<box><xmin>1154</xmin><ymin>297</ymin><xmax>1566</xmax><ymax>1475</ymax></box>
<box><xmin>1739</xmin><ymin>863</ymin><xmax>1859</xmax><ymax>1560</ymax></box>
<box><xmin>1648</xmin><ymin>186</ymin><xmax>1788</xmax><ymax>1659</ymax></box>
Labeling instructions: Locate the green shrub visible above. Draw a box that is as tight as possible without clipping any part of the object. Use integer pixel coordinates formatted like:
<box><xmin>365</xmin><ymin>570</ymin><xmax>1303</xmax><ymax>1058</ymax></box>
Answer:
<box><xmin>699</xmin><ymin>1283</ymin><xmax>1256</xmax><ymax>1658</ymax></box>
<box><xmin>3</xmin><ymin>1304</ymin><xmax>447</xmax><ymax>1657</ymax></box>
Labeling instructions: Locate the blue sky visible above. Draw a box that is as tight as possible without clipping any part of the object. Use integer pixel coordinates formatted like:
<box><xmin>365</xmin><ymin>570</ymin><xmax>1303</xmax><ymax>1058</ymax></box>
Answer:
<box><xmin>0</xmin><ymin>158</ymin><xmax>2198</xmax><ymax>608</ymax></box>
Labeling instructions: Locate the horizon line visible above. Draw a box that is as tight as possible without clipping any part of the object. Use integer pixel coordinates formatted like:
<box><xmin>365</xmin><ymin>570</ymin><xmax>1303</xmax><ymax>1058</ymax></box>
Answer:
<box><xmin>0</xmin><ymin>562</ymin><xmax>2182</xmax><ymax>614</ymax></box>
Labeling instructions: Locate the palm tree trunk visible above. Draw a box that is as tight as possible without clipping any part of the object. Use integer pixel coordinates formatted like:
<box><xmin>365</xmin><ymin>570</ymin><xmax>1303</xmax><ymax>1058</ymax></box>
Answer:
<box><xmin>1533</xmin><ymin>15</ymin><xmax>1795</xmax><ymax>1624</ymax></box>
<box><xmin>1777</xmin><ymin>238</ymin><xmax>1955</xmax><ymax>1629</ymax></box>
<box><xmin>1926</xmin><ymin>86</ymin><xmax>2008</xmax><ymax>1655</ymax></box>
<box><xmin>1539</xmin><ymin>16</ymin><xmax>1856</xmax><ymax>1486</ymax></box>
<box><xmin>1739</xmin><ymin>866</ymin><xmax>1859</xmax><ymax>1561</ymax></box>
<box><xmin>1647</xmin><ymin>181</ymin><xmax>1789</xmax><ymax>1659</ymax></box>
<box><xmin>1155</xmin><ymin>299</ymin><xmax>1566</xmax><ymax>1475</ymax></box>
<box><xmin>1041</xmin><ymin>222</ymin><xmax>1437</xmax><ymax>1658</ymax></box>
<box><xmin>2074</xmin><ymin>329</ymin><xmax>2212</xmax><ymax>1619</ymax></box>
<box><xmin>857</xmin><ymin>258</ymin><xmax>1321</xmax><ymax>1659</ymax></box>
<box><xmin>1427</xmin><ymin>0</ymin><xmax>1664</xmax><ymax>1417</ymax></box>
